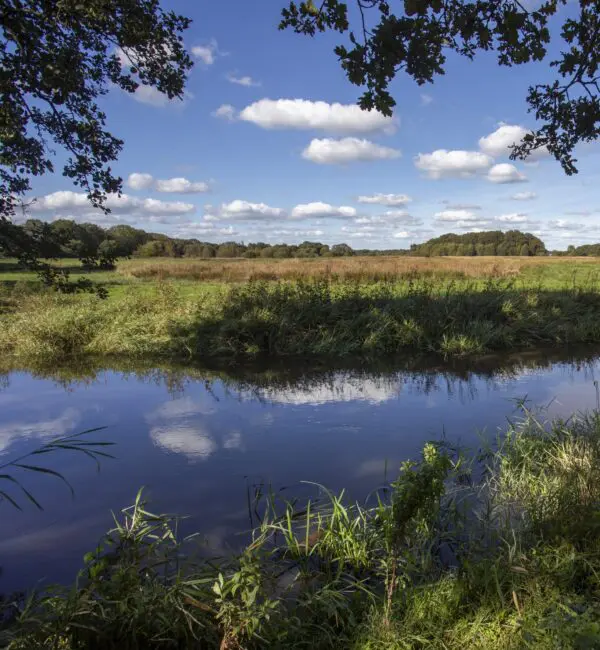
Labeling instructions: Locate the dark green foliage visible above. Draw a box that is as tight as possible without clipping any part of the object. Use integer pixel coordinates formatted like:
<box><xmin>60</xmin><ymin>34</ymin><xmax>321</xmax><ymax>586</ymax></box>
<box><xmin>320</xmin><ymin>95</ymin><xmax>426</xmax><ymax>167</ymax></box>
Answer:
<box><xmin>280</xmin><ymin>0</ymin><xmax>600</xmax><ymax>175</ymax></box>
<box><xmin>0</xmin><ymin>0</ymin><xmax>192</xmax><ymax>287</ymax></box>
<box><xmin>412</xmin><ymin>230</ymin><xmax>546</xmax><ymax>257</ymax></box>
<box><xmin>572</xmin><ymin>243</ymin><xmax>600</xmax><ymax>256</ymax></box>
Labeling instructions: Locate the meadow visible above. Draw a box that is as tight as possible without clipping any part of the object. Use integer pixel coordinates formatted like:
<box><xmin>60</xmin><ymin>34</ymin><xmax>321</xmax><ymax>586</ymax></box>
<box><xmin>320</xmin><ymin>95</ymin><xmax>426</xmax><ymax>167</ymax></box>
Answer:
<box><xmin>2</xmin><ymin>255</ymin><xmax>600</xmax><ymax>361</ymax></box>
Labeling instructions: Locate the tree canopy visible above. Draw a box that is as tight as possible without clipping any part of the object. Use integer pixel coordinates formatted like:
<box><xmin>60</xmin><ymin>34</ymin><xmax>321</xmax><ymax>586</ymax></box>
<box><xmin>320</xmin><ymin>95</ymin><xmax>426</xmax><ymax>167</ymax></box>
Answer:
<box><xmin>410</xmin><ymin>230</ymin><xmax>547</xmax><ymax>256</ymax></box>
<box><xmin>280</xmin><ymin>0</ymin><xmax>600</xmax><ymax>175</ymax></box>
<box><xmin>0</xmin><ymin>0</ymin><xmax>193</xmax><ymax>288</ymax></box>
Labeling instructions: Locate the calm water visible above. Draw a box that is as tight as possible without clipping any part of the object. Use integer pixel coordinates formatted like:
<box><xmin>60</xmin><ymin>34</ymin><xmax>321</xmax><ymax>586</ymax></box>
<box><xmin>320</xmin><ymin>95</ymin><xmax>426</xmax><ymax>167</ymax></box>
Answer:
<box><xmin>1</xmin><ymin>349</ymin><xmax>600</xmax><ymax>593</ymax></box>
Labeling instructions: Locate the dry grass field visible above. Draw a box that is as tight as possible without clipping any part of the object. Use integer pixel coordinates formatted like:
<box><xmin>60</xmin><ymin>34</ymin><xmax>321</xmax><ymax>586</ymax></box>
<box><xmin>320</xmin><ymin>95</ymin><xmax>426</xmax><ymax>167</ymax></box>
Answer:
<box><xmin>116</xmin><ymin>255</ymin><xmax>600</xmax><ymax>283</ymax></box>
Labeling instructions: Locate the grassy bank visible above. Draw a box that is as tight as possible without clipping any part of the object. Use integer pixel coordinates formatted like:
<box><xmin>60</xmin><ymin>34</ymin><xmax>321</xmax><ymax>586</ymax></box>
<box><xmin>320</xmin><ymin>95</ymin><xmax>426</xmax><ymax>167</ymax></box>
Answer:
<box><xmin>5</xmin><ymin>408</ymin><xmax>600</xmax><ymax>649</ymax></box>
<box><xmin>3</xmin><ymin>276</ymin><xmax>600</xmax><ymax>360</ymax></box>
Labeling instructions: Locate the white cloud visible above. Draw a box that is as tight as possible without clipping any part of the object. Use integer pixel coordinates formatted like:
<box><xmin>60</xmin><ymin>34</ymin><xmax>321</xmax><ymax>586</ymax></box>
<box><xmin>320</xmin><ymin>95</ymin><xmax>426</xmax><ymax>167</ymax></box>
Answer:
<box><xmin>212</xmin><ymin>104</ymin><xmax>237</xmax><ymax>121</ymax></box>
<box><xmin>226</xmin><ymin>73</ymin><xmax>260</xmax><ymax>87</ymax></box>
<box><xmin>302</xmin><ymin>137</ymin><xmax>401</xmax><ymax>164</ymax></box>
<box><xmin>355</xmin><ymin>211</ymin><xmax>423</xmax><ymax>227</ymax></box>
<box><xmin>127</xmin><ymin>173</ymin><xmax>154</xmax><ymax>190</ymax></box>
<box><xmin>31</xmin><ymin>191</ymin><xmax>195</xmax><ymax>218</ymax></box>
<box><xmin>155</xmin><ymin>177</ymin><xmax>210</xmax><ymax>194</ymax></box>
<box><xmin>548</xmin><ymin>219</ymin><xmax>588</xmax><ymax>231</ymax></box>
<box><xmin>415</xmin><ymin>150</ymin><xmax>493</xmax><ymax>179</ymax></box>
<box><xmin>291</xmin><ymin>202</ymin><xmax>356</xmax><ymax>219</ymax></box>
<box><xmin>434</xmin><ymin>209</ymin><xmax>482</xmax><ymax>222</ymax></box>
<box><xmin>511</xmin><ymin>191</ymin><xmax>538</xmax><ymax>200</ymax></box>
<box><xmin>357</xmin><ymin>193</ymin><xmax>412</xmax><ymax>206</ymax></box>
<box><xmin>132</xmin><ymin>85</ymin><xmax>171</xmax><ymax>107</ymax></box>
<box><xmin>486</xmin><ymin>163</ymin><xmax>528</xmax><ymax>184</ymax></box>
<box><xmin>239</xmin><ymin>98</ymin><xmax>396</xmax><ymax>134</ymax></box>
<box><xmin>393</xmin><ymin>231</ymin><xmax>411</xmax><ymax>239</ymax></box>
<box><xmin>479</xmin><ymin>123</ymin><xmax>550</xmax><ymax>159</ymax></box>
<box><xmin>479</xmin><ymin>124</ymin><xmax>528</xmax><ymax>157</ymax></box>
<box><xmin>127</xmin><ymin>174</ymin><xmax>209</xmax><ymax>194</ymax></box>
<box><xmin>495</xmin><ymin>213</ymin><xmax>530</xmax><ymax>223</ymax></box>
<box><xmin>192</xmin><ymin>40</ymin><xmax>219</xmax><ymax>65</ymax></box>
<box><xmin>420</xmin><ymin>94</ymin><xmax>433</xmax><ymax>106</ymax></box>
<box><xmin>204</xmin><ymin>200</ymin><xmax>286</xmax><ymax>222</ymax></box>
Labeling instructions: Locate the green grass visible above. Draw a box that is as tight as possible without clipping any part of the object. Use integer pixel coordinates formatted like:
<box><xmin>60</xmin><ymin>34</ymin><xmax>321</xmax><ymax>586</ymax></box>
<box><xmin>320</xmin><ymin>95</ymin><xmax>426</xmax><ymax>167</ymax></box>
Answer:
<box><xmin>3</xmin><ymin>275</ymin><xmax>600</xmax><ymax>361</ymax></box>
<box><xmin>6</xmin><ymin>407</ymin><xmax>600</xmax><ymax>649</ymax></box>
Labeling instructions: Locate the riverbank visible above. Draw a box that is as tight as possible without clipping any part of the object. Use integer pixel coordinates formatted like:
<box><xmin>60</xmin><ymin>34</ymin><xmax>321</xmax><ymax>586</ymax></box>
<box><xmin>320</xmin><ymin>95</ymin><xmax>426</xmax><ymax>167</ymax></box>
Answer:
<box><xmin>3</xmin><ymin>276</ymin><xmax>600</xmax><ymax>361</ymax></box>
<box><xmin>5</xmin><ymin>407</ymin><xmax>600</xmax><ymax>649</ymax></box>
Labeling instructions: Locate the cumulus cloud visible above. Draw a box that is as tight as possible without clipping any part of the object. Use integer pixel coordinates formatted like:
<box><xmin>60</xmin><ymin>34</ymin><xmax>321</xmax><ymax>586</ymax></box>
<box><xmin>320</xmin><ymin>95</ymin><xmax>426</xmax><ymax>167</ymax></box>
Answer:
<box><xmin>31</xmin><ymin>191</ymin><xmax>195</xmax><ymax>219</ymax></box>
<box><xmin>393</xmin><ymin>231</ymin><xmax>411</xmax><ymax>239</ymax></box>
<box><xmin>479</xmin><ymin>124</ymin><xmax>528</xmax><ymax>157</ymax></box>
<box><xmin>204</xmin><ymin>200</ymin><xmax>286</xmax><ymax>222</ymax></box>
<box><xmin>226</xmin><ymin>73</ymin><xmax>260</xmax><ymax>87</ymax></box>
<box><xmin>155</xmin><ymin>177</ymin><xmax>210</xmax><ymax>193</ymax></box>
<box><xmin>239</xmin><ymin>99</ymin><xmax>396</xmax><ymax>134</ymax></box>
<box><xmin>495</xmin><ymin>213</ymin><xmax>530</xmax><ymax>223</ymax></box>
<box><xmin>127</xmin><ymin>173</ymin><xmax>154</xmax><ymax>191</ymax></box>
<box><xmin>291</xmin><ymin>202</ymin><xmax>356</xmax><ymax>219</ymax></box>
<box><xmin>486</xmin><ymin>163</ymin><xmax>528</xmax><ymax>184</ymax></box>
<box><xmin>434</xmin><ymin>209</ymin><xmax>482</xmax><ymax>222</ymax></box>
<box><xmin>415</xmin><ymin>150</ymin><xmax>493</xmax><ymax>178</ymax></box>
<box><xmin>302</xmin><ymin>137</ymin><xmax>401</xmax><ymax>164</ymax></box>
<box><xmin>357</xmin><ymin>193</ymin><xmax>412</xmax><ymax>206</ymax></box>
<box><xmin>212</xmin><ymin>104</ymin><xmax>237</xmax><ymax>121</ymax></box>
<box><xmin>127</xmin><ymin>174</ymin><xmax>210</xmax><ymax>194</ymax></box>
<box><xmin>479</xmin><ymin>123</ymin><xmax>550</xmax><ymax>159</ymax></box>
<box><xmin>192</xmin><ymin>40</ymin><xmax>219</xmax><ymax>65</ymax></box>
<box><xmin>511</xmin><ymin>191</ymin><xmax>538</xmax><ymax>200</ymax></box>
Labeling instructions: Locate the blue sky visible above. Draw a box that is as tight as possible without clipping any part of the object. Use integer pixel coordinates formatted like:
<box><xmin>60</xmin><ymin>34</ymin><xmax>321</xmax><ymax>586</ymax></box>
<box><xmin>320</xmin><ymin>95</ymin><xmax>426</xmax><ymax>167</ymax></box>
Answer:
<box><xmin>26</xmin><ymin>0</ymin><xmax>600</xmax><ymax>250</ymax></box>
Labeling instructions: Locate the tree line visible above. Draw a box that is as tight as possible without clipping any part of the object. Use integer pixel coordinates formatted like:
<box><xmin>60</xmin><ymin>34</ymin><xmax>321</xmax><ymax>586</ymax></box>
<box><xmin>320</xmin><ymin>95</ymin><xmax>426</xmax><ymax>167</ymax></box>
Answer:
<box><xmin>8</xmin><ymin>220</ymin><xmax>600</xmax><ymax>265</ymax></box>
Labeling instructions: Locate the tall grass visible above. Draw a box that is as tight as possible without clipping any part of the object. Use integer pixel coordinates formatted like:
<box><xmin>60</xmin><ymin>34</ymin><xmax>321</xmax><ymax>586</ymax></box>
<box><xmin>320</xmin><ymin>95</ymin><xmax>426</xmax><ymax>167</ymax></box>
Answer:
<box><xmin>3</xmin><ymin>277</ymin><xmax>600</xmax><ymax>361</ymax></box>
<box><xmin>7</xmin><ymin>408</ymin><xmax>600</xmax><ymax>648</ymax></box>
<box><xmin>117</xmin><ymin>255</ymin><xmax>599</xmax><ymax>283</ymax></box>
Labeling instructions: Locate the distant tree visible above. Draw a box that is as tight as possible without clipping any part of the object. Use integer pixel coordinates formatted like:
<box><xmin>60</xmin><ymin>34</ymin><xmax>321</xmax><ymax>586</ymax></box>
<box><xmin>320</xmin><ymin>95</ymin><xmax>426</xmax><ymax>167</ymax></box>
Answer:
<box><xmin>1</xmin><ymin>0</ymin><xmax>193</xmax><ymax>290</ymax></box>
<box><xmin>331</xmin><ymin>243</ymin><xmax>355</xmax><ymax>257</ymax></box>
<box><xmin>281</xmin><ymin>0</ymin><xmax>600</xmax><ymax>175</ymax></box>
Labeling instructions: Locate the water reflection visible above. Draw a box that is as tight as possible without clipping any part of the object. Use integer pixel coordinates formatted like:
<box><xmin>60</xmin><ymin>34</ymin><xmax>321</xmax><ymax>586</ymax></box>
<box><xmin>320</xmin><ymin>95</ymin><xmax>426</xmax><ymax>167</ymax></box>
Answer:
<box><xmin>0</xmin><ymin>346</ymin><xmax>599</xmax><ymax>593</ymax></box>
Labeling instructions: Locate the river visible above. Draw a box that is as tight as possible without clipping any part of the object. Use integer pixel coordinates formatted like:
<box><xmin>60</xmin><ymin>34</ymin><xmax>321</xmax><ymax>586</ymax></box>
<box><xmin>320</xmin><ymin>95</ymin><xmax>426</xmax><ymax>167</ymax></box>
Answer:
<box><xmin>1</xmin><ymin>348</ymin><xmax>599</xmax><ymax>593</ymax></box>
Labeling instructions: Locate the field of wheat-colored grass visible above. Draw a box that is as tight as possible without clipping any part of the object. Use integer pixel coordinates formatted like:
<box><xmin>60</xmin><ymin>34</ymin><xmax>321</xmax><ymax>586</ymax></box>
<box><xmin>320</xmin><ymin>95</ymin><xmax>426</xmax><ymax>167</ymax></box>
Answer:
<box><xmin>116</xmin><ymin>255</ymin><xmax>600</xmax><ymax>283</ymax></box>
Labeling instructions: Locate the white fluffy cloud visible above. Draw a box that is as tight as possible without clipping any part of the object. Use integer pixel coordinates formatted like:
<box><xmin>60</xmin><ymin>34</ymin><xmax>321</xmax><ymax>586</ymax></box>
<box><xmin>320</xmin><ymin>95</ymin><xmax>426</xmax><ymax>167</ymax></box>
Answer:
<box><xmin>127</xmin><ymin>174</ymin><xmax>209</xmax><ymax>194</ymax></box>
<box><xmin>126</xmin><ymin>173</ymin><xmax>154</xmax><ymax>190</ymax></box>
<box><xmin>479</xmin><ymin>123</ymin><xmax>550</xmax><ymax>159</ymax></box>
<box><xmin>291</xmin><ymin>202</ymin><xmax>356</xmax><ymax>219</ymax></box>
<box><xmin>486</xmin><ymin>163</ymin><xmax>528</xmax><ymax>184</ymax></box>
<box><xmin>302</xmin><ymin>138</ymin><xmax>401</xmax><ymax>164</ymax></box>
<box><xmin>511</xmin><ymin>191</ymin><xmax>537</xmax><ymax>200</ymax></box>
<box><xmin>31</xmin><ymin>191</ymin><xmax>195</xmax><ymax>218</ymax></box>
<box><xmin>495</xmin><ymin>213</ymin><xmax>530</xmax><ymax>223</ymax></box>
<box><xmin>415</xmin><ymin>150</ymin><xmax>493</xmax><ymax>178</ymax></box>
<box><xmin>226</xmin><ymin>73</ymin><xmax>260</xmax><ymax>87</ymax></box>
<box><xmin>434</xmin><ymin>209</ymin><xmax>482</xmax><ymax>222</ymax></box>
<box><xmin>212</xmin><ymin>104</ymin><xmax>236</xmax><ymax>121</ymax></box>
<box><xmin>192</xmin><ymin>41</ymin><xmax>219</xmax><ymax>65</ymax></box>
<box><xmin>357</xmin><ymin>193</ymin><xmax>412</xmax><ymax>206</ymax></box>
<box><xmin>155</xmin><ymin>177</ymin><xmax>210</xmax><ymax>193</ymax></box>
<box><xmin>239</xmin><ymin>99</ymin><xmax>396</xmax><ymax>134</ymax></box>
<box><xmin>479</xmin><ymin>124</ymin><xmax>528</xmax><ymax>157</ymax></box>
<box><xmin>204</xmin><ymin>200</ymin><xmax>285</xmax><ymax>222</ymax></box>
